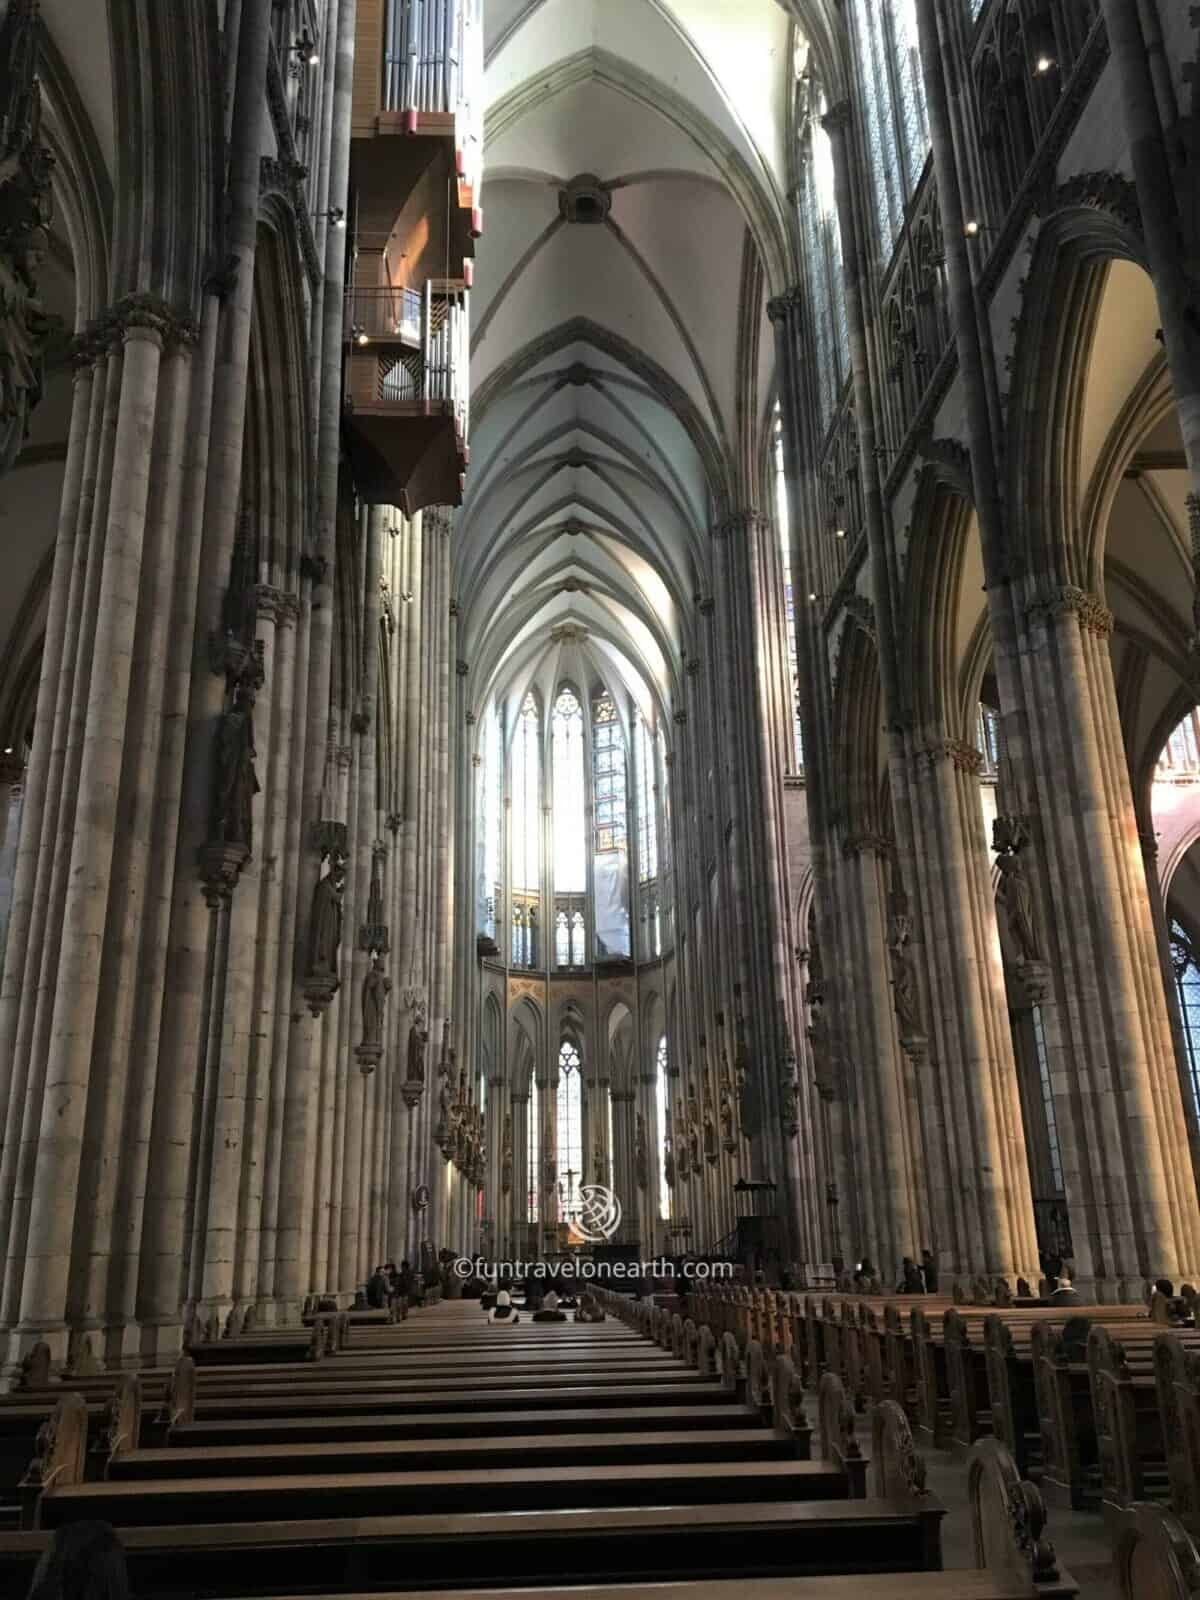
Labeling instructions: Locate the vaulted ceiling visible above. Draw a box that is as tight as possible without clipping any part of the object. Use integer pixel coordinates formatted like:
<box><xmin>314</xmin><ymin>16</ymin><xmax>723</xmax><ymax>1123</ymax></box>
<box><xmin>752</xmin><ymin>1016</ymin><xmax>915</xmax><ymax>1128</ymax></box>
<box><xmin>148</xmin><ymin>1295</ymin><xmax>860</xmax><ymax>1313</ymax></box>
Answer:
<box><xmin>456</xmin><ymin>0</ymin><xmax>796</xmax><ymax>730</ymax></box>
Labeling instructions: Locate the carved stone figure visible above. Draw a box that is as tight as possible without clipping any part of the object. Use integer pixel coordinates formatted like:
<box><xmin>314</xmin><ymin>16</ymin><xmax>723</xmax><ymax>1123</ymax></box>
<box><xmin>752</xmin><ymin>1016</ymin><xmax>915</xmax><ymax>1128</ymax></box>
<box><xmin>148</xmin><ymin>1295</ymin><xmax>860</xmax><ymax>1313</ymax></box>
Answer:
<box><xmin>306</xmin><ymin>849</ymin><xmax>347</xmax><ymax>984</ymax></box>
<box><xmin>702</xmin><ymin>1084</ymin><xmax>717</xmax><ymax>1163</ymax></box>
<box><xmin>500</xmin><ymin>1112</ymin><xmax>513</xmax><ymax>1194</ymax></box>
<box><xmin>634</xmin><ymin>1112</ymin><xmax>648</xmax><ymax>1191</ymax></box>
<box><xmin>406</xmin><ymin>1020</ymin><xmax>428</xmax><ymax>1085</ymax></box>
<box><xmin>719</xmin><ymin>1081</ymin><xmax>735</xmax><ymax>1146</ymax></box>
<box><xmin>592</xmin><ymin>1135</ymin><xmax>605</xmax><ymax>1186</ymax></box>
<box><xmin>996</xmin><ymin>848</ymin><xmax>1041</xmax><ymax>965</ymax></box>
<box><xmin>780</xmin><ymin>1076</ymin><xmax>800</xmax><ymax>1137</ymax></box>
<box><xmin>663</xmin><ymin>1134</ymin><xmax>676</xmax><ymax>1188</ymax></box>
<box><xmin>889</xmin><ymin>927</ymin><xmax>919</xmax><ymax>1036</ymax></box>
<box><xmin>361</xmin><ymin>956</ymin><xmax>391</xmax><ymax>1049</ymax></box>
<box><xmin>211</xmin><ymin>683</ymin><xmax>260</xmax><ymax>850</ymax></box>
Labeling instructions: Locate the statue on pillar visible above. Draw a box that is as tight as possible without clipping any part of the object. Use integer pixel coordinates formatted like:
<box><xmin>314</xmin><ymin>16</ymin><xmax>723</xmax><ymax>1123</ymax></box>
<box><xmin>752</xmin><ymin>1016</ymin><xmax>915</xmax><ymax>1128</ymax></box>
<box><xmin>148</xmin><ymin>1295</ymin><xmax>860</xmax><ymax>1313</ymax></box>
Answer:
<box><xmin>702</xmin><ymin>1081</ymin><xmax>718</xmax><ymax>1164</ymax></box>
<box><xmin>211</xmin><ymin>682</ymin><xmax>260</xmax><ymax>851</ymax></box>
<box><xmin>685</xmin><ymin>1087</ymin><xmax>701</xmax><ymax>1174</ymax></box>
<box><xmin>500</xmin><ymin>1112</ymin><xmax>513</xmax><ymax>1194</ymax></box>
<box><xmin>305</xmin><ymin>846</ymin><xmax>347</xmax><ymax>994</ymax></box>
<box><xmin>663</xmin><ymin>1133</ymin><xmax>675</xmax><ymax>1189</ymax></box>
<box><xmin>993</xmin><ymin>817</ymin><xmax>1042</xmax><ymax>966</ymax></box>
<box><xmin>719</xmin><ymin>1081</ymin><xmax>736</xmax><ymax>1149</ymax></box>
<box><xmin>592</xmin><ymin>1133</ymin><xmax>606</xmax><ymax>1187</ymax></box>
<box><xmin>888</xmin><ymin>894</ymin><xmax>921</xmax><ymax>1038</ymax></box>
<box><xmin>360</xmin><ymin>954</ymin><xmax>391</xmax><ymax>1050</ymax></box>
<box><xmin>406</xmin><ymin>1017</ymin><xmax>428</xmax><ymax>1085</ymax></box>
<box><xmin>634</xmin><ymin>1113</ymin><xmax>648</xmax><ymax>1192</ymax></box>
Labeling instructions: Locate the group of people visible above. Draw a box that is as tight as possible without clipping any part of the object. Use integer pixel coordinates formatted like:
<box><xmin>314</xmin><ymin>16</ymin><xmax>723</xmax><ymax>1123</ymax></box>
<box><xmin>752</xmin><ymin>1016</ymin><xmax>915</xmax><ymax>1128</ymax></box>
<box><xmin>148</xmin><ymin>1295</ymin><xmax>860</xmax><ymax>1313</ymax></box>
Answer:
<box><xmin>485</xmin><ymin>1286</ymin><xmax>606</xmax><ymax>1325</ymax></box>
<box><xmin>844</xmin><ymin>1251</ymin><xmax>939</xmax><ymax>1295</ymax></box>
<box><xmin>366</xmin><ymin>1259</ymin><xmax>418</xmax><ymax>1316</ymax></box>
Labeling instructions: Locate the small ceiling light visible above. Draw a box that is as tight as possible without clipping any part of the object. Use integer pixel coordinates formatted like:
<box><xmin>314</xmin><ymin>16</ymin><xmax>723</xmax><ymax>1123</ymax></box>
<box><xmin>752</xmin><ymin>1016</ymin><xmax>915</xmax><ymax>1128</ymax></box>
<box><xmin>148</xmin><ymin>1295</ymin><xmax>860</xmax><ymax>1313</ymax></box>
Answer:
<box><xmin>835</xmin><ymin>527</ymin><xmax>846</xmax><ymax>540</ymax></box>
<box><xmin>964</xmin><ymin>219</ymin><xmax>981</xmax><ymax>237</ymax></box>
<box><xmin>808</xmin><ymin>591</ymin><xmax>818</xmax><ymax>603</ymax></box>
<box><xmin>1034</xmin><ymin>53</ymin><xmax>1055</xmax><ymax>74</ymax></box>
<box><xmin>293</xmin><ymin>33</ymin><xmax>319</xmax><ymax>65</ymax></box>
<box><xmin>356</xmin><ymin>330</ymin><xmax>370</xmax><ymax>346</ymax></box>
<box><xmin>2</xmin><ymin>747</ymin><xmax>11</xmax><ymax>755</ymax></box>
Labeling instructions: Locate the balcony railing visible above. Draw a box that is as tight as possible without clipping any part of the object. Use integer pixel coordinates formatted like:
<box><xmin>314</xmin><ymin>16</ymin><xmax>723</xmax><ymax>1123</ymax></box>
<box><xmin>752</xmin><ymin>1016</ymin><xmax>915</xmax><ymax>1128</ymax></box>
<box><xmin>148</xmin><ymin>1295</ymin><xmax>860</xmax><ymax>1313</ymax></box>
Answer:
<box><xmin>346</xmin><ymin>280</ymin><xmax>470</xmax><ymax>438</ymax></box>
<box><xmin>382</xmin><ymin>0</ymin><xmax>483</xmax><ymax>194</ymax></box>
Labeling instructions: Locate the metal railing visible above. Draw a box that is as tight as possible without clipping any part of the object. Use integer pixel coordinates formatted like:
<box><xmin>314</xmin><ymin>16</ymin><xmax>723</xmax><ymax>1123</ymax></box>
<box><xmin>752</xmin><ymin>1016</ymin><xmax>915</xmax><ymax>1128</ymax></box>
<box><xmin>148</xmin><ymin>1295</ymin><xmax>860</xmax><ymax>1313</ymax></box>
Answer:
<box><xmin>348</xmin><ymin>281</ymin><xmax>470</xmax><ymax>440</ymax></box>
<box><xmin>382</xmin><ymin>0</ymin><xmax>483</xmax><ymax>194</ymax></box>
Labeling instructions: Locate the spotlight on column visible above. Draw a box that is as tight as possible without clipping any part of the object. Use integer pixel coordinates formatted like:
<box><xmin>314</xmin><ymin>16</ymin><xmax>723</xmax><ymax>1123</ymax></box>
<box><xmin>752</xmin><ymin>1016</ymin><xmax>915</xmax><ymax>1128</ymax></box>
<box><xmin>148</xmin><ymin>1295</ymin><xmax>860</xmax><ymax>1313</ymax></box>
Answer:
<box><xmin>964</xmin><ymin>219</ymin><xmax>981</xmax><ymax>237</ymax></box>
<box><xmin>834</xmin><ymin>527</ymin><xmax>846</xmax><ymax>539</ymax></box>
<box><xmin>1034</xmin><ymin>53</ymin><xmax>1055</xmax><ymax>74</ymax></box>
<box><xmin>293</xmin><ymin>32</ymin><xmax>319</xmax><ymax>65</ymax></box>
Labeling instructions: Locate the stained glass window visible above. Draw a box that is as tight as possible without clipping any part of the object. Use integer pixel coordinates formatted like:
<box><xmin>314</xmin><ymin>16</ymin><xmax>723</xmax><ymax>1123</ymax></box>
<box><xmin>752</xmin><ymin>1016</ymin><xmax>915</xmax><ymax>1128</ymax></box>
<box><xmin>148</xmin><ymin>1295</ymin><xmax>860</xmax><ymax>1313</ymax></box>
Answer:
<box><xmin>774</xmin><ymin>407</ymin><xmax>805</xmax><ymax>772</ymax></box>
<box><xmin>656</xmin><ymin>1036</ymin><xmax>670</xmax><ymax>1221</ymax></box>
<box><xmin>635</xmin><ymin>712</ymin><xmax>658</xmax><ymax>883</ymax></box>
<box><xmin>977</xmin><ymin>704</ymin><xmax>1001</xmax><ymax>777</ymax></box>
<box><xmin>1158</xmin><ymin>711</ymin><xmax>1200</xmax><ymax>777</ymax></box>
<box><xmin>1031</xmin><ymin>1006</ymin><xmax>1064</xmax><ymax>1195</ymax></box>
<box><xmin>482</xmin><ymin>704</ymin><xmax>503</xmax><ymax>937</ymax></box>
<box><xmin>512</xmin><ymin>694</ymin><xmax>540</xmax><ymax>892</ymax></box>
<box><xmin>797</xmin><ymin>89</ymin><xmax>848</xmax><ymax>424</ymax></box>
<box><xmin>553</xmin><ymin>688</ymin><xmax>586</xmax><ymax>892</ymax></box>
<box><xmin>849</xmin><ymin>0</ymin><xmax>931</xmax><ymax>252</ymax></box>
<box><xmin>557</xmin><ymin>1040</ymin><xmax>583</xmax><ymax>1219</ymax></box>
<box><xmin>593</xmin><ymin>695</ymin><xmax>630</xmax><ymax>957</ymax></box>
<box><xmin>1173</xmin><ymin>922</ymin><xmax>1200</xmax><ymax>1123</ymax></box>
<box><xmin>527</xmin><ymin>1074</ymin><xmax>539</xmax><ymax>1223</ymax></box>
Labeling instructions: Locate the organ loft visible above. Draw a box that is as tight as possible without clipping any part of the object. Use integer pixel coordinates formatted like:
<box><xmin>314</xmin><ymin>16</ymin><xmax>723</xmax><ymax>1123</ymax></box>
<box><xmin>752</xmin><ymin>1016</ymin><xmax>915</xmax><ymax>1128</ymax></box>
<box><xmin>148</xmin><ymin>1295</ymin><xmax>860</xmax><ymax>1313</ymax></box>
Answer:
<box><xmin>0</xmin><ymin>0</ymin><xmax>1198</xmax><ymax>1595</ymax></box>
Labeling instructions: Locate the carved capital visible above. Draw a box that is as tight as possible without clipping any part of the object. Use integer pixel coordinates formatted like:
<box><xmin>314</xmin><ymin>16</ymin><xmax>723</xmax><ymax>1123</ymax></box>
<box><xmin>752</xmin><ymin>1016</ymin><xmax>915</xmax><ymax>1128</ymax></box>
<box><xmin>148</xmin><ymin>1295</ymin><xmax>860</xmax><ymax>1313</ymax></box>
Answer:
<box><xmin>917</xmin><ymin>738</ymin><xmax>983</xmax><ymax>776</ymax></box>
<box><xmin>198</xmin><ymin>841</ymin><xmax>250</xmax><ymax>908</ymax></box>
<box><xmin>766</xmin><ymin>286</ymin><xmax>804</xmax><ymax>327</ymax></box>
<box><xmin>842</xmin><ymin>830</ymin><xmax>891</xmax><ymax>860</ymax></box>
<box><xmin>1025</xmin><ymin>584</ymin><xmax>1113</xmax><ymax>637</ymax></box>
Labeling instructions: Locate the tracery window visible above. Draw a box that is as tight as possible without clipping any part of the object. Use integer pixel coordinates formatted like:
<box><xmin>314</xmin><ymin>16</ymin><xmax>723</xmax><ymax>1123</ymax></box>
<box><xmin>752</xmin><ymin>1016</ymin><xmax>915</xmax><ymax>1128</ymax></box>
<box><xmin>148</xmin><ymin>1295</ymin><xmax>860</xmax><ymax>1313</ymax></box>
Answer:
<box><xmin>552</xmin><ymin>688</ymin><xmax>586</xmax><ymax>892</ymax></box>
<box><xmin>512</xmin><ymin>694</ymin><xmax>540</xmax><ymax>893</ymax></box>
<box><xmin>593</xmin><ymin>695</ymin><xmax>631</xmax><ymax>958</ymax></box>
<box><xmin>849</xmin><ymin>0</ymin><xmax>931</xmax><ymax>251</ymax></box>
<box><xmin>977</xmin><ymin>703</ymin><xmax>1001</xmax><ymax>779</ymax></box>
<box><xmin>796</xmin><ymin>85</ymin><xmax>848</xmax><ymax>424</ymax></box>
<box><xmin>527</xmin><ymin>1074</ymin><xmax>539</xmax><ymax>1223</ymax></box>
<box><xmin>635</xmin><ymin>712</ymin><xmax>658</xmax><ymax>883</ymax></box>
<box><xmin>1031</xmin><ymin>1006</ymin><xmax>1064</xmax><ymax>1195</ymax></box>
<box><xmin>1172</xmin><ymin>921</ymin><xmax>1200</xmax><ymax>1124</ymax></box>
<box><xmin>655</xmin><ymin>1035</ymin><xmax>670</xmax><ymax>1221</ymax></box>
<box><xmin>774</xmin><ymin>407</ymin><xmax>805</xmax><ymax>774</ymax></box>
<box><xmin>1158</xmin><ymin>711</ymin><xmax>1200</xmax><ymax>779</ymax></box>
<box><xmin>481</xmin><ymin>704</ymin><xmax>503</xmax><ymax>939</ymax></box>
<box><xmin>556</xmin><ymin>1040</ymin><xmax>583</xmax><ymax>1220</ymax></box>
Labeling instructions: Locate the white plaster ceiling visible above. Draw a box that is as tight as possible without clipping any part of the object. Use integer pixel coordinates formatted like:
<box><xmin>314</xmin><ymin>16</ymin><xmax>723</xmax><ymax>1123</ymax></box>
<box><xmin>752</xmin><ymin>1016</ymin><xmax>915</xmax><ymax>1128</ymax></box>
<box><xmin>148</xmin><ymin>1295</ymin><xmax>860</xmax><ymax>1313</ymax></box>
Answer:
<box><xmin>459</xmin><ymin>0</ymin><xmax>792</xmax><ymax>743</ymax></box>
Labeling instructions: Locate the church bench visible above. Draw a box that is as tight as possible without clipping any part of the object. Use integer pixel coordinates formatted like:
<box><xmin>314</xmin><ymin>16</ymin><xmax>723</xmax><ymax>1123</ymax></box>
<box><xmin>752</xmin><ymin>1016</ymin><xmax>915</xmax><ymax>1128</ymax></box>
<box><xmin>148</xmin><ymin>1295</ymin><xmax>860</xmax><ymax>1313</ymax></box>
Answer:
<box><xmin>0</xmin><ymin>1497</ymin><xmax>949</xmax><ymax>1594</ymax></box>
<box><xmin>1152</xmin><ymin>1328</ymin><xmax>1200</xmax><ymax>1525</ymax></box>
<box><xmin>106</xmin><ymin>1425</ymin><xmax>795</xmax><ymax>1480</ymax></box>
<box><xmin>168</xmin><ymin>1356</ymin><xmax>688</xmax><ymax>1397</ymax></box>
<box><xmin>168</xmin><ymin>1400</ymin><xmax>759</xmax><ymax>1446</ymax></box>
<box><xmin>1086</xmin><ymin>1322</ymin><xmax>1200</xmax><ymax>1525</ymax></box>
<box><xmin>1114</xmin><ymin>1502</ymin><xmax>1200</xmax><ymax>1600</ymax></box>
<box><xmin>189</xmin><ymin>1378</ymin><xmax>741</xmax><ymax>1420</ymax></box>
<box><xmin>33</xmin><ymin>1457</ymin><xmax>861</xmax><ymax>1528</ymax></box>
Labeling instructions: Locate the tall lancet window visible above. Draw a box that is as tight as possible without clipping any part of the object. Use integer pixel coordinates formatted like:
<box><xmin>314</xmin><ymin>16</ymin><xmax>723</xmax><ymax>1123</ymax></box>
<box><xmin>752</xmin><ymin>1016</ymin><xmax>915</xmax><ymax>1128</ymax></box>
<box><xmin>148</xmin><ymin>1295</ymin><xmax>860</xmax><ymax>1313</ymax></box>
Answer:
<box><xmin>655</xmin><ymin>1035</ymin><xmax>670</xmax><ymax>1221</ymax></box>
<box><xmin>511</xmin><ymin>693</ymin><xmax>540</xmax><ymax>967</ymax></box>
<box><xmin>850</xmin><ymin>0</ymin><xmax>931</xmax><ymax>251</ymax></box>
<box><xmin>557</xmin><ymin>1040</ymin><xmax>583</xmax><ymax>1220</ymax></box>
<box><xmin>797</xmin><ymin>85</ymin><xmax>848</xmax><ymax>423</ymax></box>
<box><xmin>481</xmin><ymin>704</ymin><xmax>503</xmax><ymax>939</ymax></box>
<box><xmin>527</xmin><ymin>1073</ymin><xmax>539</xmax><ymax>1223</ymax></box>
<box><xmin>1172</xmin><ymin>921</ymin><xmax>1200</xmax><ymax>1123</ymax></box>
<box><xmin>593</xmin><ymin>694</ymin><xmax>631</xmax><ymax>957</ymax></box>
<box><xmin>635</xmin><ymin>712</ymin><xmax>658</xmax><ymax>883</ymax></box>
<box><xmin>552</xmin><ymin>688</ymin><xmax>586</xmax><ymax>891</ymax></box>
<box><xmin>773</xmin><ymin>407</ymin><xmax>804</xmax><ymax>773</ymax></box>
<box><xmin>512</xmin><ymin>694</ymin><xmax>540</xmax><ymax>892</ymax></box>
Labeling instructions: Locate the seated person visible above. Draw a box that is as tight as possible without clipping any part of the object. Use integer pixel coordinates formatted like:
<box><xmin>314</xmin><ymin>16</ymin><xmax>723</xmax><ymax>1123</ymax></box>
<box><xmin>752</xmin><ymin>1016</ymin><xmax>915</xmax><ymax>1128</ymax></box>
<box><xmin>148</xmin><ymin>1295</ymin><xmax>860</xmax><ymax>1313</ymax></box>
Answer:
<box><xmin>532</xmin><ymin>1288</ymin><xmax>568</xmax><ymax>1323</ymax></box>
<box><xmin>27</xmin><ymin>1519</ymin><xmax>130</xmax><ymax>1600</ymax></box>
<box><xmin>574</xmin><ymin>1291</ymin><xmax>605</xmax><ymax>1323</ymax></box>
<box><xmin>488</xmin><ymin>1289</ymin><xmax>519</xmax><ymax>1324</ymax></box>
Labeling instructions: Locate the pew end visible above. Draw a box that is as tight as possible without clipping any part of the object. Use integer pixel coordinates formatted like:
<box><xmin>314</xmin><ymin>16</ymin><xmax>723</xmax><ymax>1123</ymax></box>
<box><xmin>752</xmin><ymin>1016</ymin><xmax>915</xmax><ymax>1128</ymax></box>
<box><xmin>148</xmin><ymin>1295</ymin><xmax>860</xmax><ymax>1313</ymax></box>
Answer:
<box><xmin>1115</xmin><ymin>1502</ymin><xmax>1200</xmax><ymax>1600</ymax></box>
<box><xmin>18</xmin><ymin>1395</ymin><xmax>88</xmax><ymax>1530</ymax></box>
<box><xmin>968</xmin><ymin>1437</ymin><xmax>1077</xmax><ymax>1599</ymax></box>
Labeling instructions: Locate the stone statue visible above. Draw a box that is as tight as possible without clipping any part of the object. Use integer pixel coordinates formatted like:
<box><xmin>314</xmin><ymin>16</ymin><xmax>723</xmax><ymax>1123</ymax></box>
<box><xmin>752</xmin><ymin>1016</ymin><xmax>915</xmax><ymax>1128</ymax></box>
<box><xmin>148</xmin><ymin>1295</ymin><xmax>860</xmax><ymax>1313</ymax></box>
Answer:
<box><xmin>500</xmin><ymin>1112</ymin><xmax>513</xmax><ymax>1194</ymax></box>
<box><xmin>593</xmin><ymin>1135</ymin><xmax>605</xmax><ymax>1186</ymax></box>
<box><xmin>702</xmin><ymin>1085</ymin><xmax>717</xmax><ymax>1163</ymax></box>
<box><xmin>889</xmin><ymin>928</ymin><xmax>919</xmax><ymax>1036</ymax></box>
<box><xmin>634</xmin><ymin>1112</ymin><xmax>648</xmax><ymax>1191</ymax></box>
<box><xmin>211</xmin><ymin>683</ymin><xmax>260</xmax><ymax>850</ymax></box>
<box><xmin>780</xmin><ymin>1076</ymin><xmax>800</xmax><ymax>1136</ymax></box>
<box><xmin>996</xmin><ymin>848</ymin><xmax>1041</xmax><ymax>965</ymax></box>
<box><xmin>361</xmin><ymin>955</ymin><xmax>391</xmax><ymax>1049</ymax></box>
<box><xmin>306</xmin><ymin>849</ymin><xmax>346</xmax><ymax>985</ymax></box>
<box><xmin>0</xmin><ymin>0</ymin><xmax>55</xmax><ymax>474</ymax></box>
<box><xmin>663</xmin><ymin>1134</ymin><xmax>675</xmax><ymax>1188</ymax></box>
<box><xmin>406</xmin><ymin>1020</ymin><xmax>428</xmax><ymax>1085</ymax></box>
<box><xmin>719</xmin><ymin>1081</ymin><xmax>735</xmax><ymax>1145</ymax></box>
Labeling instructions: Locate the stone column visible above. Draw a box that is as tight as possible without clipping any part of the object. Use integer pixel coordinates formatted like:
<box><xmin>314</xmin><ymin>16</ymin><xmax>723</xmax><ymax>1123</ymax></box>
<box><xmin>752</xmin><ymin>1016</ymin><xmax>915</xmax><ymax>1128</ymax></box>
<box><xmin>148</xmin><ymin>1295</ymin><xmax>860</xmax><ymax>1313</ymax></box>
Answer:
<box><xmin>13</xmin><ymin>315</ymin><xmax>166</xmax><ymax>1359</ymax></box>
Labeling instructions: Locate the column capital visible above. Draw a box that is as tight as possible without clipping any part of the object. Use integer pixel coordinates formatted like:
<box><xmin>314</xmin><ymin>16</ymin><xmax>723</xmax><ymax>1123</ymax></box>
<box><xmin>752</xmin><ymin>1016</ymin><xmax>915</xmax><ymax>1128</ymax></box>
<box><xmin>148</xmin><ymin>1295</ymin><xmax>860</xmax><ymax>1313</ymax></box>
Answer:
<box><xmin>821</xmin><ymin>99</ymin><xmax>853</xmax><ymax>136</ymax></box>
<box><xmin>915</xmin><ymin>738</ymin><xmax>983</xmax><ymax>776</ymax></box>
<box><xmin>766</xmin><ymin>286</ymin><xmax>804</xmax><ymax>327</ymax></box>
<box><xmin>95</xmin><ymin>292</ymin><xmax>199</xmax><ymax>350</ymax></box>
<box><xmin>255</xmin><ymin>585</ymin><xmax>300</xmax><ymax>625</ymax></box>
<box><xmin>1025</xmin><ymin>584</ymin><xmax>1113</xmax><ymax>638</ymax></box>
<box><xmin>714</xmin><ymin>509</ymin><xmax>767</xmax><ymax>540</ymax></box>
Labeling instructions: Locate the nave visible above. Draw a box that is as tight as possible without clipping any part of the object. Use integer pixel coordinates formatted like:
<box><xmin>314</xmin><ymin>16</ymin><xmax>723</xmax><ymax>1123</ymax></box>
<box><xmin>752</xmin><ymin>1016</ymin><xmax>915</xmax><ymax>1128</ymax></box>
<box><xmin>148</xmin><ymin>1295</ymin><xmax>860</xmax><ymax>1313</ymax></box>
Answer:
<box><xmin>0</xmin><ymin>1284</ymin><xmax>1190</xmax><ymax>1600</ymax></box>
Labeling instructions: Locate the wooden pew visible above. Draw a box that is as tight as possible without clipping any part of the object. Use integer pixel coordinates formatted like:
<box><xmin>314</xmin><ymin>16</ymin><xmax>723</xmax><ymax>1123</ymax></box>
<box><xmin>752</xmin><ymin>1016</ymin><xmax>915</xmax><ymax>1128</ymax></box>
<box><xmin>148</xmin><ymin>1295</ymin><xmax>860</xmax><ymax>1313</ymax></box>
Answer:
<box><xmin>1114</xmin><ymin>1502</ymin><xmax>1200</xmax><ymax>1600</ymax></box>
<box><xmin>1086</xmin><ymin>1321</ymin><xmax>1200</xmax><ymax>1526</ymax></box>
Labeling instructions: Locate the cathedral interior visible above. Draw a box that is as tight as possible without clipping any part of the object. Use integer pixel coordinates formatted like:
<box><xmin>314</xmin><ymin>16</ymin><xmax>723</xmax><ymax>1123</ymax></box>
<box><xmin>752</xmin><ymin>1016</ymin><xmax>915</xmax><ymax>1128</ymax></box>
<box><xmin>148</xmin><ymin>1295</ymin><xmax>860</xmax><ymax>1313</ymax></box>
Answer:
<box><xmin>0</xmin><ymin>0</ymin><xmax>1199</xmax><ymax>1595</ymax></box>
